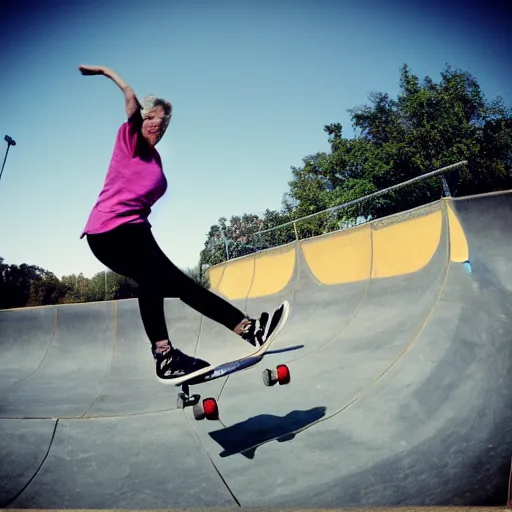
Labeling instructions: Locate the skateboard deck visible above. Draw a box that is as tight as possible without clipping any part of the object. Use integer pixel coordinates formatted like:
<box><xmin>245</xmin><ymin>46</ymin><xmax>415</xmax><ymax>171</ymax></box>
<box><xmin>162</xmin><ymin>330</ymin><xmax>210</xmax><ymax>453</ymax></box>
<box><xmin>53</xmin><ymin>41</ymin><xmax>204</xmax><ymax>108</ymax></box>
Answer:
<box><xmin>176</xmin><ymin>300</ymin><xmax>292</xmax><ymax>420</ymax></box>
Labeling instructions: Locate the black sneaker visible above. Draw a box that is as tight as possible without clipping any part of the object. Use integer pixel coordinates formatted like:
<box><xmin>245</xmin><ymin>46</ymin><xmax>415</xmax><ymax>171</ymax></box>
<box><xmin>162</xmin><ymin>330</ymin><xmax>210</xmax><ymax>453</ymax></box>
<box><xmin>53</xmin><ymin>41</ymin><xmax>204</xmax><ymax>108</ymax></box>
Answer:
<box><xmin>241</xmin><ymin>300</ymin><xmax>289</xmax><ymax>348</ymax></box>
<box><xmin>152</xmin><ymin>346</ymin><xmax>211</xmax><ymax>381</ymax></box>
<box><xmin>240</xmin><ymin>312</ymin><xmax>270</xmax><ymax>347</ymax></box>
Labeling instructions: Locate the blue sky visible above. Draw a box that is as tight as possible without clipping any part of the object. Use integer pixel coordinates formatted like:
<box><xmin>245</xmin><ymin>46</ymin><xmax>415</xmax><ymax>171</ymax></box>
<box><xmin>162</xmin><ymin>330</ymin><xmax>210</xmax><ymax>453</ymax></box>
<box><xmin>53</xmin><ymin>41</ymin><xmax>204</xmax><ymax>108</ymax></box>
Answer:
<box><xmin>1</xmin><ymin>0</ymin><xmax>510</xmax><ymax>279</ymax></box>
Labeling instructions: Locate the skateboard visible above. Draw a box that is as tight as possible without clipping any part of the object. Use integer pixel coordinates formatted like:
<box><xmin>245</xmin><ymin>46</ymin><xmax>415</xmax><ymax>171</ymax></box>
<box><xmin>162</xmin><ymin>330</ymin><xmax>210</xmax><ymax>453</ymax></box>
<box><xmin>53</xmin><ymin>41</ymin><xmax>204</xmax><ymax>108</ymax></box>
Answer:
<box><xmin>176</xmin><ymin>300</ymin><xmax>291</xmax><ymax>421</ymax></box>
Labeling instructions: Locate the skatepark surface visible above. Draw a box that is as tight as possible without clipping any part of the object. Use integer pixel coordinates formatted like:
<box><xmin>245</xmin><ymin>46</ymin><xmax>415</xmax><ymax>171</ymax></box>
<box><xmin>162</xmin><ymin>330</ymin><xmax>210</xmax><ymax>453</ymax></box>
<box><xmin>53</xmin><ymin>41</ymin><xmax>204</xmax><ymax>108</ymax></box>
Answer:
<box><xmin>1</xmin><ymin>190</ymin><xmax>512</xmax><ymax>508</ymax></box>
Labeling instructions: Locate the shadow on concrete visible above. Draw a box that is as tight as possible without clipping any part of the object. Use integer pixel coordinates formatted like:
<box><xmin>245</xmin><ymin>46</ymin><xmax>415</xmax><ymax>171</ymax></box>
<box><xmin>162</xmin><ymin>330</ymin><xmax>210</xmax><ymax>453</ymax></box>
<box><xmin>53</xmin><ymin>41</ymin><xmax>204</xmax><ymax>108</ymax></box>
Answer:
<box><xmin>208</xmin><ymin>406</ymin><xmax>327</xmax><ymax>459</ymax></box>
<box><xmin>265</xmin><ymin>344</ymin><xmax>305</xmax><ymax>355</ymax></box>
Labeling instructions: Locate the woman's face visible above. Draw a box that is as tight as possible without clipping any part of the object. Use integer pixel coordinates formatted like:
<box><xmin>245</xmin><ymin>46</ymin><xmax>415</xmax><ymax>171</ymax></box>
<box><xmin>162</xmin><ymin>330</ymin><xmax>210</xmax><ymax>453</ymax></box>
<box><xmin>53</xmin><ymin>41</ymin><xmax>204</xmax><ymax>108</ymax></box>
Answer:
<box><xmin>141</xmin><ymin>106</ymin><xmax>167</xmax><ymax>146</ymax></box>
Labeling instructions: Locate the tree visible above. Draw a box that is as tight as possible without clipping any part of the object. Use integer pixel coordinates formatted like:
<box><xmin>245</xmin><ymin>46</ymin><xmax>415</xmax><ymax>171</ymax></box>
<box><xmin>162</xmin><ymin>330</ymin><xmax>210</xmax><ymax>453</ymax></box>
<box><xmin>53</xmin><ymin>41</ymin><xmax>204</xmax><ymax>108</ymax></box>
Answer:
<box><xmin>282</xmin><ymin>135</ymin><xmax>381</xmax><ymax>237</ymax></box>
<box><xmin>60</xmin><ymin>273</ymin><xmax>89</xmax><ymax>304</ymax></box>
<box><xmin>201</xmin><ymin>209</ymin><xmax>293</xmax><ymax>267</ymax></box>
<box><xmin>0</xmin><ymin>258</ymin><xmax>59</xmax><ymax>309</ymax></box>
<box><xmin>28</xmin><ymin>274</ymin><xmax>67</xmax><ymax>306</ymax></box>
<box><xmin>285</xmin><ymin>63</ymin><xmax>512</xmax><ymax>226</ymax></box>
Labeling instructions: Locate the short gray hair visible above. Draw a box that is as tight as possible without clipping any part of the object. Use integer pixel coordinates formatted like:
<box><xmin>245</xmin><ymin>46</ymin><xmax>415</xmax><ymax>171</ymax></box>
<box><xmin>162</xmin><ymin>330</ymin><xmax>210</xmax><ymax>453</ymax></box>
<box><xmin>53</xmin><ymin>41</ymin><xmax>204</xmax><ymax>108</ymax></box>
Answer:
<box><xmin>141</xmin><ymin>95</ymin><xmax>173</xmax><ymax>131</ymax></box>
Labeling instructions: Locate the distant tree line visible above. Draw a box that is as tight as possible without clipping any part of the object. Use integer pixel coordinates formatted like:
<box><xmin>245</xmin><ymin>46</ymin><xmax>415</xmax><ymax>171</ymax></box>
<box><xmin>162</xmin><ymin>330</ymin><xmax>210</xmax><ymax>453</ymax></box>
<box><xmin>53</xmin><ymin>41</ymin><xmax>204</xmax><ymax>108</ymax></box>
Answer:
<box><xmin>0</xmin><ymin>257</ymin><xmax>208</xmax><ymax>310</ymax></box>
<box><xmin>2</xmin><ymin>63</ymin><xmax>511</xmax><ymax>309</ymax></box>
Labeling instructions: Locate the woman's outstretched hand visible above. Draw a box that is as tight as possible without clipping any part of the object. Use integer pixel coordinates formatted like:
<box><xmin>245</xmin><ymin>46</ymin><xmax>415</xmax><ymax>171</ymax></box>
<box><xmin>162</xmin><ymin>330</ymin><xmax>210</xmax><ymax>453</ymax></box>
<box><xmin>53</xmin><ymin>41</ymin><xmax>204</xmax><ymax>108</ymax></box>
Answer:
<box><xmin>78</xmin><ymin>65</ymin><xmax>106</xmax><ymax>76</ymax></box>
<box><xmin>78</xmin><ymin>64</ymin><xmax>137</xmax><ymax>117</ymax></box>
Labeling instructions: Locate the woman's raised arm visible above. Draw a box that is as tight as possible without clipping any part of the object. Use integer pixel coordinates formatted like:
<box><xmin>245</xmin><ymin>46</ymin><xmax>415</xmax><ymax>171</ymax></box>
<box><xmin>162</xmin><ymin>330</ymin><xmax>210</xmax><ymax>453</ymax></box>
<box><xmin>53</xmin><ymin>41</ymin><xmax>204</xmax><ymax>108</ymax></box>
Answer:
<box><xmin>78</xmin><ymin>65</ymin><xmax>141</xmax><ymax>119</ymax></box>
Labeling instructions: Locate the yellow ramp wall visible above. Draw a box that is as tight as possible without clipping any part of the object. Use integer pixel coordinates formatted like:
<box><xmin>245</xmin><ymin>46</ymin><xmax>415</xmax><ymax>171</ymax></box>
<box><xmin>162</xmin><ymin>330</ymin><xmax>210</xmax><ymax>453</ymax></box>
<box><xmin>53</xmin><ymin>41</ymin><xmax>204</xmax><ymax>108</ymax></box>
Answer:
<box><xmin>208</xmin><ymin>265</ymin><xmax>225</xmax><ymax>291</ymax></box>
<box><xmin>446</xmin><ymin>202</ymin><xmax>469</xmax><ymax>263</ymax></box>
<box><xmin>207</xmin><ymin>199</ymin><xmax>470</xmax><ymax>297</ymax></box>
<box><xmin>301</xmin><ymin>226</ymin><xmax>372</xmax><ymax>285</ymax></box>
<box><xmin>371</xmin><ymin>209</ymin><xmax>442</xmax><ymax>279</ymax></box>
<box><xmin>210</xmin><ymin>257</ymin><xmax>255</xmax><ymax>300</ymax></box>
<box><xmin>247</xmin><ymin>245</ymin><xmax>296</xmax><ymax>299</ymax></box>
<box><xmin>209</xmin><ymin>245</ymin><xmax>296</xmax><ymax>300</ymax></box>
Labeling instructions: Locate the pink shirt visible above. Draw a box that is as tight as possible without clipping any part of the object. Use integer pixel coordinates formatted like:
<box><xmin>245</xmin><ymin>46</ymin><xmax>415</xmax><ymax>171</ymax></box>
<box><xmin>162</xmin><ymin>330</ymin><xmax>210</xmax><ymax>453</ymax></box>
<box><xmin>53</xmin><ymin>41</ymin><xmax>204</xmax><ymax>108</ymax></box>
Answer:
<box><xmin>80</xmin><ymin>114</ymin><xmax>167</xmax><ymax>238</ymax></box>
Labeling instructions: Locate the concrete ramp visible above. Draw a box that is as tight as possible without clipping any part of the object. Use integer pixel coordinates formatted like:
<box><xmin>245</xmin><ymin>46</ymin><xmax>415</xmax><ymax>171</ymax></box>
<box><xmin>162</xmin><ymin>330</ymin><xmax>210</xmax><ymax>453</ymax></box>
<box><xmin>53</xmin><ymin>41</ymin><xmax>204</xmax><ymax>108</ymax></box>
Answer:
<box><xmin>1</xmin><ymin>191</ymin><xmax>512</xmax><ymax>508</ymax></box>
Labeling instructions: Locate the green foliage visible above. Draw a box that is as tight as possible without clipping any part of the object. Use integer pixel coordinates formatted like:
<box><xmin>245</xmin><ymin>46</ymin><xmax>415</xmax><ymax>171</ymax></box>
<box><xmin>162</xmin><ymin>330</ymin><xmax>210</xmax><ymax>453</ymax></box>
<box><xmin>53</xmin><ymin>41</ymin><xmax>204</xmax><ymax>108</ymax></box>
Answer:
<box><xmin>200</xmin><ymin>209</ymin><xmax>294</xmax><ymax>267</ymax></box>
<box><xmin>1</xmin><ymin>258</ymin><xmax>179</xmax><ymax>309</ymax></box>
<box><xmin>0</xmin><ymin>257</ymin><xmax>65</xmax><ymax>309</ymax></box>
<box><xmin>347</xmin><ymin>63</ymin><xmax>512</xmax><ymax>201</ymax></box>
<box><xmin>287</xmin><ymin>63</ymin><xmax>511</xmax><ymax>232</ymax></box>
<box><xmin>28</xmin><ymin>274</ymin><xmax>66</xmax><ymax>306</ymax></box>
<box><xmin>59</xmin><ymin>273</ymin><xmax>90</xmax><ymax>304</ymax></box>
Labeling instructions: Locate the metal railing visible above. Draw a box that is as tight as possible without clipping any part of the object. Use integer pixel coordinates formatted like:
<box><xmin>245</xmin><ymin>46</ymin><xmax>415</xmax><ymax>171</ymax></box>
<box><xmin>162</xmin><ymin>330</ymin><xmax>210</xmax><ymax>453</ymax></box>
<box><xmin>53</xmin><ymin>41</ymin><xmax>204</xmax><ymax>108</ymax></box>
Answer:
<box><xmin>252</xmin><ymin>160</ymin><xmax>467</xmax><ymax>241</ymax></box>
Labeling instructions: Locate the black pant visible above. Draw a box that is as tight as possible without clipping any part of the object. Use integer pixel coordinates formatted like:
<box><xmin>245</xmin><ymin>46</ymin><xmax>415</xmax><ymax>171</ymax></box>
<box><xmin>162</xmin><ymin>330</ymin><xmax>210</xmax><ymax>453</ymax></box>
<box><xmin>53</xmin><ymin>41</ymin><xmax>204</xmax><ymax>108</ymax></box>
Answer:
<box><xmin>86</xmin><ymin>222</ymin><xmax>246</xmax><ymax>345</ymax></box>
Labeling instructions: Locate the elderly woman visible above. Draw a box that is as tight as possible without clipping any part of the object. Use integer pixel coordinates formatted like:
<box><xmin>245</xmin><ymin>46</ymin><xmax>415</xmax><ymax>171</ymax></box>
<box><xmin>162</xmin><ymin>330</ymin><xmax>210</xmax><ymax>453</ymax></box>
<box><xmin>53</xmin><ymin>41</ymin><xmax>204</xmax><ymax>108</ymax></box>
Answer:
<box><xmin>78</xmin><ymin>65</ymin><xmax>289</xmax><ymax>383</ymax></box>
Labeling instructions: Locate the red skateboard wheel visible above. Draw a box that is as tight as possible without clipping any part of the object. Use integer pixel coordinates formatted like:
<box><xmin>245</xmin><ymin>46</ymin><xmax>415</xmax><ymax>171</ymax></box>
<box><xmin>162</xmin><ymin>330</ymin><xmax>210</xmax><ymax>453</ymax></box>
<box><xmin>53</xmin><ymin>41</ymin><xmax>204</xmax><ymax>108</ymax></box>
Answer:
<box><xmin>276</xmin><ymin>364</ymin><xmax>290</xmax><ymax>384</ymax></box>
<box><xmin>203</xmin><ymin>398</ymin><xmax>219</xmax><ymax>420</ymax></box>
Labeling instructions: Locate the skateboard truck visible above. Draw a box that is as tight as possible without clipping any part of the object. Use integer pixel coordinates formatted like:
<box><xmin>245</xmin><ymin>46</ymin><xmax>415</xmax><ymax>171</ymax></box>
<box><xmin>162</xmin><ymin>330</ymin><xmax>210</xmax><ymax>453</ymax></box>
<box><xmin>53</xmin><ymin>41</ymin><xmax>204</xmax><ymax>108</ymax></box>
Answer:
<box><xmin>177</xmin><ymin>383</ymin><xmax>219</xmax><ymax>421</ymax></box>
<box><xmin>177</xmin><ymin>384</ymin><xmax>200</xmax><ymax>408</ymax></box>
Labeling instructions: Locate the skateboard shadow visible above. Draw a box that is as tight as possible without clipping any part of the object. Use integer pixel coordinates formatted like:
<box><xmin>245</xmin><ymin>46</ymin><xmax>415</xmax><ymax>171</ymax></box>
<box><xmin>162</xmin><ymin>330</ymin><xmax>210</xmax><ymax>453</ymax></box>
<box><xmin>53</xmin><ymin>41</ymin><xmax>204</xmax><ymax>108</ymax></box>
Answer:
<box><xmin>208</xmin><ymin>406</ymin><xmax>327</xmax><ymax>459</ymax></box>
<box><xmin>265</xmin><ymin>344</ymin><xmax>304</xmax><ymax>355</ymax></box>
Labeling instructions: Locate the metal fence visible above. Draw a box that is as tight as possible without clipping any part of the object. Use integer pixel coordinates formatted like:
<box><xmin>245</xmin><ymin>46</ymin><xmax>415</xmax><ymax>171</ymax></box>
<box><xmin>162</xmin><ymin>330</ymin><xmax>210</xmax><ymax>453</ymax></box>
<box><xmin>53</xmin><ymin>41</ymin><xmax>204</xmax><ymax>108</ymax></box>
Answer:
<box><xmin>211</xmin><ymin>160</ymin><xmax>468</xmax><ymax>261</ymax></box>
<box><xmin>253</xmin><ymin>160</ymin><xmax>467</xmax><ymax>242</ymax></box>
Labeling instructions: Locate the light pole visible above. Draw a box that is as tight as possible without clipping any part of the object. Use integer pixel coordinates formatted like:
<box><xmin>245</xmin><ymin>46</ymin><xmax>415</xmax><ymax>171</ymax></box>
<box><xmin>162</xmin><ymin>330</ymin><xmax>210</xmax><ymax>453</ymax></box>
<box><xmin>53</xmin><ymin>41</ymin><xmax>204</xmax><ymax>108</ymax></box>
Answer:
<box><xmin>0</xmin><ymin>135</ymin><xmax>16</xmax><ymax>184</ymax></box>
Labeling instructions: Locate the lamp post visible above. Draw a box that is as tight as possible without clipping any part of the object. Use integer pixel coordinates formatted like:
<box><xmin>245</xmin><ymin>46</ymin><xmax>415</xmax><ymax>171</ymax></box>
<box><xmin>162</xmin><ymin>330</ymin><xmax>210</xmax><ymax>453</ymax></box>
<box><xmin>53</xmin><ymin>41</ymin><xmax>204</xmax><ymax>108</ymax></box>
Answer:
<box><xmin>0</xmin><ymin>135</ymin><xmax>16</xmax><ymax>184</ymax></box>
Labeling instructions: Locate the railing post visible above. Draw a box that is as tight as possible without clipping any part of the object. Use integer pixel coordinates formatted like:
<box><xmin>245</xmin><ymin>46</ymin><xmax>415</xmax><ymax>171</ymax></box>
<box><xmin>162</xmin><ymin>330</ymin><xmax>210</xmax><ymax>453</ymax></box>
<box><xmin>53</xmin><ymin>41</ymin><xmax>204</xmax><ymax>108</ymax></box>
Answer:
<box><xmin>441</xmin><ymin>176</ymin><xmax>451</xmax><ymax>197</ymax></box>
<box><xmin>293</xmin><ymin>221</ymin><xmax>299</xmax><ymax>241</ymax></box>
